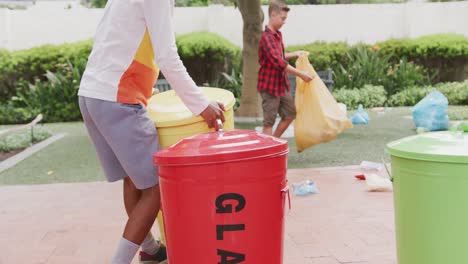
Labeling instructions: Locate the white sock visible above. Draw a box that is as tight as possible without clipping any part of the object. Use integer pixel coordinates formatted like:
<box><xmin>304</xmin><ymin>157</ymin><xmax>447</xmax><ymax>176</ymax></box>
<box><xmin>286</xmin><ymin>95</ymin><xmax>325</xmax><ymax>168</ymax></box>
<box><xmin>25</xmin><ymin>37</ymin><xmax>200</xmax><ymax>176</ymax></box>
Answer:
<box><xmin>111</xmin><ymin>238</ymin><xmax>140</xmax><ymax>264</ymax></box>
<box><xmin>141</xmin><ymin>232</ymin><xmax>161</xmax><ymax>255</ymax></box>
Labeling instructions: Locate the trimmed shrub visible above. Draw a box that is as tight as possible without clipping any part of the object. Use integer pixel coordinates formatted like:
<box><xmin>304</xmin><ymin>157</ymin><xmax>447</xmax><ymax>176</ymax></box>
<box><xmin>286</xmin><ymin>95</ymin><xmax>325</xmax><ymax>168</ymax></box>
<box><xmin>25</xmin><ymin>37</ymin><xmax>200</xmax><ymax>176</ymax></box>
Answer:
<box><xmin>0</xmin><ymin>40</ymin><xmax>92</xmax><ymax>101</ymax></box>
<box><xmin>387</xmin><ymin>80</ymin><xmax>468</xmax><ymax>107</ymax></box>
<box><xmin>0</xmin><ymin>33</ymin><xmax>241</xmax><ymax>101</ymax></box>
<box><xmin>288</xmin><ymin>34</ymin><xmax>468</xmax><ymax>87</ymax></box>
<box><xmin>0</xmin><ymin>32</ymin><xmax>242</xmax><ymax>123</ymax></box>
<box><xmin>287</xmin><ymin>41</ymin><xmax>351</xmax><ymax>71</ymax></box>
<box><xmin>0</xmin><ymin>127</ymin><xmax>51</xmax><ymax>153</ymax></box>
<box><xmin>176</xmin><ymin>32</ymin><xmax>241</xmax><ymax>85</ymax></box>
<box><xmin>378</xmin><ymin>34</ymin><xmax>468</xmax><ymax>82</ymax></box>
<box><xmin>333</xmin><ymin>85</ymin><xmax>387</xmax><ymax>109</ymax></box>
<box><xmin>0</xmin><ymin>103</ymin><xmax>38</xmax><ymax>125</ymax></box>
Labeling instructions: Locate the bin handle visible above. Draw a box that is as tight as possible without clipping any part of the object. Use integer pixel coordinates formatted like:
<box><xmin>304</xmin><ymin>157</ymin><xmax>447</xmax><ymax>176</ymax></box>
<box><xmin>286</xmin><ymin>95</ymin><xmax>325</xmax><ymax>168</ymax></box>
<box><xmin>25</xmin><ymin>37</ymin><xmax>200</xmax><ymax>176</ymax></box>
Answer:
<box><xmin>215</xmin><ymin>119</ymin><xmax>224</xmax><ymax>133</ymax></box>
<box><xmin>281</xmin><ymin>186</ymin><xmax>291</xmax><ymax>211</ymax></box>
<box><xmin>381</xmin><ymin>157</ymin><xmax>393</xmax><ymax>182</ymax></box>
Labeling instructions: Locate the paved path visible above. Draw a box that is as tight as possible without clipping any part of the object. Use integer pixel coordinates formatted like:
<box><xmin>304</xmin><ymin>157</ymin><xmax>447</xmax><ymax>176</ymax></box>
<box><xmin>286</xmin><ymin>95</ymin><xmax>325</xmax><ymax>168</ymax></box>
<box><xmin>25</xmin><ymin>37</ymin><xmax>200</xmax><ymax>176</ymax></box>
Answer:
<box><xmin>0</xmin><ymin>166</ymin><xmax>396</xmax><ymax>264</ymax></box>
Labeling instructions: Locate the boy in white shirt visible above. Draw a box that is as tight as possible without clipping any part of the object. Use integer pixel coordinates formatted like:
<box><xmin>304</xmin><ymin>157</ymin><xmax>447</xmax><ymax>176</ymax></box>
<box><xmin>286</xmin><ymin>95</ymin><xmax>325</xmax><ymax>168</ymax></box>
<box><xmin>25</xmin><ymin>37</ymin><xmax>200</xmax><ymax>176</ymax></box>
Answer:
<box><xmin>78</xmin><ymin>0</ymin><xmax>225</xmax><ymax>262</ymax></box>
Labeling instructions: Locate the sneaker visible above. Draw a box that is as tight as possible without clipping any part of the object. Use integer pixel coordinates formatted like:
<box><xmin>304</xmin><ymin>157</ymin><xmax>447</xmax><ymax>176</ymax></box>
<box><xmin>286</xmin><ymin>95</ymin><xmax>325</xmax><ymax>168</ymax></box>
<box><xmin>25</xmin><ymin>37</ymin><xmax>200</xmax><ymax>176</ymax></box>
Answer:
<box><xmin>139</xmin><ymin>244</ymin><xmax>167</xmax><ymax>263</ymax></box>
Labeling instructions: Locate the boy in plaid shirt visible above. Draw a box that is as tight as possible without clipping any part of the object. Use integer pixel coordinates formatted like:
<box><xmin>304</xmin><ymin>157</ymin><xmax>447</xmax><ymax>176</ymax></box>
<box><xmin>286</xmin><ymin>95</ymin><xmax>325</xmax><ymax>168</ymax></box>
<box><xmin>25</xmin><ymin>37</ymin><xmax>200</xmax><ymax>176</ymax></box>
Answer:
<box><xmin>258</xmin><ymin>0</ymin><xmax>313</xmax><ymax>137</ymax></box>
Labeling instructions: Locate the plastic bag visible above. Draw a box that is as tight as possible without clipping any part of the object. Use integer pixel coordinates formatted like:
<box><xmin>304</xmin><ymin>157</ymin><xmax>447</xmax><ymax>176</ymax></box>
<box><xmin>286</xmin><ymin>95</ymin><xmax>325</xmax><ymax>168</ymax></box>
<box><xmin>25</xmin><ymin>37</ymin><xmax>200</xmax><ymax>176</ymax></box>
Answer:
<box><xmin>294</xmin><ymin>53</ymin><xmax>353</xmax><ymax>152</ymax></box>
<box><xmin>412</xmin><ymin>91</ymin><xmax>449</xmax><ymax>131</ymax></box>
<box><xmin>292</xmin><ymin>180</ymin><xmax>318</xmax><ymax>196</ymax></box>
<box><xmin>365</xmin><ymin>174</ymin><xmax>393</xmax><ymax>192</ymax></box>
<box><xmin>337</xmin><ymin>103</ymin><xmax>347</xmax><ymax>115</ymax></box>
<box><xmin>351</xmin><ymin>104</ymin><xmax>369</xmax><ymax>125</ymax></box>
<box><xmin>360</xmin><ymin>160</ymin><xmax>383</xmax><ymax>171</ymax></box>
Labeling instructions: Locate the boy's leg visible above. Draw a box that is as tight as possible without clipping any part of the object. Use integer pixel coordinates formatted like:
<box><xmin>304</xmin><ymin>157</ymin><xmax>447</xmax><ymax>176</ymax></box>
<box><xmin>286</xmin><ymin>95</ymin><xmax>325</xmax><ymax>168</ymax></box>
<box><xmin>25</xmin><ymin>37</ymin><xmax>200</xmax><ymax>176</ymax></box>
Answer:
<box><xmin>275</xmin><ymin>90</ymin><xmax>296</xmax><ymax>138</ymax></box>
<box><xmin>260</xmin><ymin>92</ymin><xmax>280</xmax><ymax>136</ymax></box>
<box><xmin>263</xmin><ymin>125</ymin><xmax>274</xmax><ymax>136</ymax></box>
<box><xmin>112</xmin><ymin>184</ymin><xmax>161</xmax><ymax>264</ymax></box>
<box><xmin>123</xmin><ymin>184</ymin><xmax>161</xmax><ymax>244</ymax></box>
<box><xmin>273</xmin><ymin>119</ymin><xmax>293</xmax><ymax>138</ymax></box>
<box><xmin>123</xmin><ymin>177</ymin><xmax>161</xmax><ymax>255</ymax></box>
<box><xmin>123</xmin><ymin>176</ymin><xmax>141</xmax><ymax>214</ymax></box>
<box><xmin>80</xmin><ymin>97</ymin><xmax>163</xmax><ymax>263</ymax></box>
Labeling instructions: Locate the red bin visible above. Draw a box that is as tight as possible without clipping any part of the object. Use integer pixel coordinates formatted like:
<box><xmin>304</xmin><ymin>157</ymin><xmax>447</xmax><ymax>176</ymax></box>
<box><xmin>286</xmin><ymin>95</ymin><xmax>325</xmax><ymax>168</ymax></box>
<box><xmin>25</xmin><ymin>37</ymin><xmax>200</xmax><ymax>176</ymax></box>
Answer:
<box><xmin>153</xmin><ymin>129</ymin><xmax>289</xmax><ymax>264</ymax></box>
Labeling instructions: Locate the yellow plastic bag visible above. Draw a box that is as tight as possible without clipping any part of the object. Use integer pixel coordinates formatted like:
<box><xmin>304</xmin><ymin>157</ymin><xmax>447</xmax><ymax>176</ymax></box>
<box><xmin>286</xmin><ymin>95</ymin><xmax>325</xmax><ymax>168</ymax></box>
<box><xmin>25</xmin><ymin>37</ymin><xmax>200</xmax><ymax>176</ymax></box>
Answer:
<box><xmin>294</xmin><ymin>53</ymin><xmax>353</xmax><ymax>152</ymax></box>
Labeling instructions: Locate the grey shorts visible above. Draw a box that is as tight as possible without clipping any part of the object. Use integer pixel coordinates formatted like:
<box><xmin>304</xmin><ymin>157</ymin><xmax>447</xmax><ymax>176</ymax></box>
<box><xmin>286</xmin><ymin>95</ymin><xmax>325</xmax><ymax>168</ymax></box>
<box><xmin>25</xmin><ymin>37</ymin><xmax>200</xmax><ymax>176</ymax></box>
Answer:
<box><xmin>260</xmin><ymin>90</ymin><xmax>297</xmax><ymax>126</ymax></box>
<box><xmin>79</xmin><ymin>96</ymin><xmax>159</xmax><ymax>190</ymax></box>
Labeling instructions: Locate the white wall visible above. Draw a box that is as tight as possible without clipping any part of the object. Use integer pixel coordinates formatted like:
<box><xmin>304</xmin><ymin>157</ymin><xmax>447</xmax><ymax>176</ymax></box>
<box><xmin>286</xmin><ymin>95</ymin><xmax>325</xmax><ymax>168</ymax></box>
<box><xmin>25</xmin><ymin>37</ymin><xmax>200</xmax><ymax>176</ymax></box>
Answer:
<box><xmin>5</xmin><ymin>2</ymin><xmax>103</xmax><ymax>50</ymax></box>
<box><xmin>403</xmin><ymin>2</ymin><xmax>468</xmax><ymax>39</ymax></box>
<box><xmin>205</xmin><ymin>4</ymin><xmax>243</xmax><ymax>47</ymax></box>
<box><xmin>280</xmin><ymin>4</ymin><xmax>406</xmax><ymax>45</ymax></box>
<box><xmin>1</xmin><ymin>1</ymin><xmax>468</xmax><ymax>50</ymax></box>
<box><xmin>0</xmin><ymin>8</ymin><xmax>9</xmax><ymax>49</ymax></box>
<box><xmin>173</xmin><ymin>6</ymin><xmax>209</xmax><ymax>35</ymax></box>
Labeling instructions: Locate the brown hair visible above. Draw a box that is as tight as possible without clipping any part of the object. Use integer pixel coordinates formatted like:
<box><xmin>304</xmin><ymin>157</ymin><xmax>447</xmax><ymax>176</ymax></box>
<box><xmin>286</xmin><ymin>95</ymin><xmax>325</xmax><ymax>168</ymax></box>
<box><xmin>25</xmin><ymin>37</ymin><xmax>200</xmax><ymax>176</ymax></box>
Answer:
<box><xmin>268</xmin><ymin>0</ymin><xmax>290</xmax><ymax>17</ymax></box>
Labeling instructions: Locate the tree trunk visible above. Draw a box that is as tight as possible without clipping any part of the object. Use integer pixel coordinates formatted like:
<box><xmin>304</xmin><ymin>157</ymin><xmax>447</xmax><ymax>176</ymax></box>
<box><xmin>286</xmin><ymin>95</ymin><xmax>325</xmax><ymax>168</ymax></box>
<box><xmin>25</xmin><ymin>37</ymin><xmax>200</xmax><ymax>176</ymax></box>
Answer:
<box><xmin>235</xmin><ymin>0</ymin><xmax>264</xmax><ymax>118</ymax></box>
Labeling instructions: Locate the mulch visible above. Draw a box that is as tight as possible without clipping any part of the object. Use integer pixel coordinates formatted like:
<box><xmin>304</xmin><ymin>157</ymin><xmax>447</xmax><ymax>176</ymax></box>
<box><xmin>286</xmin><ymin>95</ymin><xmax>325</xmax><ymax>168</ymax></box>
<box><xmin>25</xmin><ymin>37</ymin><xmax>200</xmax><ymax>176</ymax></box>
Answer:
<box><xmin>0</xmin><ymin>148</ymin><xmax>26</xmax><ymax>162</ymax></box>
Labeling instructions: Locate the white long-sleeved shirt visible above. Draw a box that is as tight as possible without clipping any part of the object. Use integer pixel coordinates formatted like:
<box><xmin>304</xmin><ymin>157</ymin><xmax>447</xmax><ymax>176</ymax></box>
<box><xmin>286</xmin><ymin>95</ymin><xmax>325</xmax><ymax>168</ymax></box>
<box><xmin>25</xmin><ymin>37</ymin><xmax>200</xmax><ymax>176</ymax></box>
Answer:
<box><xmin>78</xmin><ymin>0</ymin><xmax>209</xmax><ymax>115</ymax></box>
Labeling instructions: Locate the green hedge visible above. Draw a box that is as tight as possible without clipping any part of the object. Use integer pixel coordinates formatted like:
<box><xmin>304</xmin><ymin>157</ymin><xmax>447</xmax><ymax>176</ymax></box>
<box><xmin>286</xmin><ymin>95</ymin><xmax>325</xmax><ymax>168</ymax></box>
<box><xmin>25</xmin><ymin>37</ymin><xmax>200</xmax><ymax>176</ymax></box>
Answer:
<box><xmin>1</xmin><ymin>33</ymin><xmax>466</xmax><ymax>117</ymax></box>
<box><xmin>387</xmin><ymin>81</ymin><xmax>468</xmax><ymax>107</ymax></box>
<box><xmin>0</xmin><ymin>32</ymin><xmax>241</xmax><ymax>101</ymax></box>
<box><xmin>0</xmin><ymin>103</ymin><xmax>38</xmax><ymax>125</ymax></box>
<box><xmin>378</xmin><ymin>34</ymin><xmax>468</xmax><ymax>82</ymax></box>
<box><xmin>0</xmin><ymin>41</ymin><xmax>92</xmax><ymax>101</ymax></box>
<box><xmin>287</xmin><ymin>34</ymin><xmax>468</xmax><ymax>83</ymax></box>
<box><xmin>0</xmin><ymin>49</ymin><xmax>14</xmax><ymax>101</ymax></box>
<box><xmin>333</xmin><ymin>81</ymin><xmax>468</xmax><ymax>109</ymax></box>
<box><xmin>287</xmin><ymin>41</ymin><xmax>351</xmax><ymax>71</ymax></box>
<box><xmin>332</xmin><ymin>85</ymin><xmax>387</xmax><ymax>110</ymax></box>
<box><xmin>176</xmin><ymin>32</ymin><xmax>241</xmax><ymax>85</ymax></box>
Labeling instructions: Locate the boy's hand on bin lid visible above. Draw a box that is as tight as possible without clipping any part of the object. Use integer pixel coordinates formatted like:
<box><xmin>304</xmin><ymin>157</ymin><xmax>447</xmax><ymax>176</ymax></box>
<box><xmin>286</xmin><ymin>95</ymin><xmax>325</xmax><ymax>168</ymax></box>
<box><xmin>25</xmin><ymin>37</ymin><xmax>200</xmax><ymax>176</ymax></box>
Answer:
<box><xmin>200</xmin><ymin>101</ymin><xmax>225</xmax><ymax>128</ymax></box>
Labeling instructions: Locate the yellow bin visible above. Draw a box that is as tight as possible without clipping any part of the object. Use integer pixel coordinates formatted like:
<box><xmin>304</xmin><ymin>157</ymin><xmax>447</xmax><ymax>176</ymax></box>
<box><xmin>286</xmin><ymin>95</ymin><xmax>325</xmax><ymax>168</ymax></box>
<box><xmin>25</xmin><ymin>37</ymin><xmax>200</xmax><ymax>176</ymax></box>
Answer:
<box><xmin>147</xmin><ymin>87</ymin><xmax>236</xmax><ymax>242</ymax></box>
<box><xmin>148</xmin><ymin>87</ymin><xmax>235</xmax><ymax>148</ymax></box>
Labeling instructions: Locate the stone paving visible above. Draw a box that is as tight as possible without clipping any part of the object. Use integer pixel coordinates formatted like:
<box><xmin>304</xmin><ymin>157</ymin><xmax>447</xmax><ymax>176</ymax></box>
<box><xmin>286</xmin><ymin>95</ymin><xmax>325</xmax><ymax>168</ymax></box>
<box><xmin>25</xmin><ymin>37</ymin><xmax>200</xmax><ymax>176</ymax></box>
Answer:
<box><xmin>0</xmin><ymin>165</ymin><xmax>396</xmax><ymax>264</ymax></box>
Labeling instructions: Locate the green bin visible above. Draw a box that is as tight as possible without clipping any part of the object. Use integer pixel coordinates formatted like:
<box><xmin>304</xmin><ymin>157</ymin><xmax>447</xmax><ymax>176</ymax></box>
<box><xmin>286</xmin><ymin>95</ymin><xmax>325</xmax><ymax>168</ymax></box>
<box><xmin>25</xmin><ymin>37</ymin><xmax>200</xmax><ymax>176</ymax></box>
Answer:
<box><xmin>387</xmin><ymin>131</ymin><xmax>468</xmax><ymax>264</ymax></box>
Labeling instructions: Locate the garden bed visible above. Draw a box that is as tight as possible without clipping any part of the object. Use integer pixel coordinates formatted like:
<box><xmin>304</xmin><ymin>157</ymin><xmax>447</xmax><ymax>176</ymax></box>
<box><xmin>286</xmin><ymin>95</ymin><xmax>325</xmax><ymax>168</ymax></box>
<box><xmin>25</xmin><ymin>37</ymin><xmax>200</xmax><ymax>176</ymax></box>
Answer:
<box><xmin>0</xmin><ymin>148</ymin><xmax>24</xmax><ymax>162</ymax></box>
<box><xmin>0</xmin><ymin>127</ymin><xmax>52</xmax><ymax>162</ymax></box>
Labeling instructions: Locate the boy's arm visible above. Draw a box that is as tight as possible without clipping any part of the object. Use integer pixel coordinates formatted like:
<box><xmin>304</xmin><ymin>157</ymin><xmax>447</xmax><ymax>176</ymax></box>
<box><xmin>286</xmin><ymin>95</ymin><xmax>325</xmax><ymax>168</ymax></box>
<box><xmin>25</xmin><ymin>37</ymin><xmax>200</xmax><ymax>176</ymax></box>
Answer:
<box><xmin>143</xmin><ymin>0</ymin><xmax>209</xmax><ymax>116</ymax></box>
<box><xmin>285</xmin><ymin>50</ymin><xmax>306</xmax><ymax>60</ymax></box>
<box><xmin>286</xmin><ymin>65</ymin><xmax>314</xmax><ymax>82</ymax></box>
<box><xmin>262</xmin><ymin>37</ymin><xmax>312</xmax><ymax>82</ymax></box>
<box><xmin>262</xmin><ymin>34</ymin><xmax>289</xmax><ymax>71</ymax></box>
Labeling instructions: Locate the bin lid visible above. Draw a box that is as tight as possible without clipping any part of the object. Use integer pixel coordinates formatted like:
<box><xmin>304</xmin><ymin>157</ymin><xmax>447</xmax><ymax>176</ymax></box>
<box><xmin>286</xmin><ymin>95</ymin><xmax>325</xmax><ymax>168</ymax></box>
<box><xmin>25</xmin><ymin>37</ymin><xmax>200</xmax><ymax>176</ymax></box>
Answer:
<box><xmin>154</xmin><ymin>130</ymin><xmax>289</xmax><ymax>166</ymax></box>
<box><xmin>147</xmin><ymin>87</ymin><xmax>235</xmax><ymax>128</ymax></box>
<box><xmin>386</xmin><ymin>132</ymin><xmax>468</xmax><ymax>164</ymax></box>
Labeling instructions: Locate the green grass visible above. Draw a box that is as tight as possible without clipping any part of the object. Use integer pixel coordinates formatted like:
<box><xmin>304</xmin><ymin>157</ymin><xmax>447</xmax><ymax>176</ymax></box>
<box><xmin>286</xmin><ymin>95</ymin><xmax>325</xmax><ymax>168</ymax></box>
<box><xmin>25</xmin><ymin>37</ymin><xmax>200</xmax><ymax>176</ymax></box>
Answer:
<box><xmin>449</xmin><ymin>106</ymin><xmax>468</xmax><ymax>121</ymax></box>
<box><xmin>238</xmin><ymin>106</ymin><xmax>467</xmax><ymax>169</ymax></box>
<box><xmin>0</xmin><ymin>122</ymin><xmax>105</xmax><ymax>185</ymax></box>
<box><xmin>0</xmin><ymin>106</ymin><xmax>466</xmax><ymax>186</ymax></box>
<box><xmin>238</xmin><ymin>107</ymin><xmax>416</xmax><ymax>169</ymax></box>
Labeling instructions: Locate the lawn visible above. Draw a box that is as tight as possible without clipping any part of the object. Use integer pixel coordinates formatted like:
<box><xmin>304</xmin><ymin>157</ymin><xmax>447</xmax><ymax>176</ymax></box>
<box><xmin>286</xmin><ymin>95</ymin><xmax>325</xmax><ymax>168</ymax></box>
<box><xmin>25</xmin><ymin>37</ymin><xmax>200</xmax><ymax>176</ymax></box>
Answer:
<box><xmin>238</xmin><ymin>107</ymin><xmax>418</xmax><ymax>169</ymax></box>
<box><xmin>0</xmin><ymin>106</ymin><xmax>466</xmax><ymax>185</ymax></box>
<box><xmin>0</xmin><ymin>122</ymin><xmax>105</xmax><ymax>185</ymax></box>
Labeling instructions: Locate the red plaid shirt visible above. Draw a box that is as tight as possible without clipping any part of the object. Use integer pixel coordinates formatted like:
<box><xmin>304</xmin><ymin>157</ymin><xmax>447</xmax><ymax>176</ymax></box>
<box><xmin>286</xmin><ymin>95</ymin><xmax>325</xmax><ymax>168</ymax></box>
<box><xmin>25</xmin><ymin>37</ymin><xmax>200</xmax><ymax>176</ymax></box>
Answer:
<box><xmin>257</xmin><ymin>26</ymin><xmax>290</xmax><ymax>96</ymax></box>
